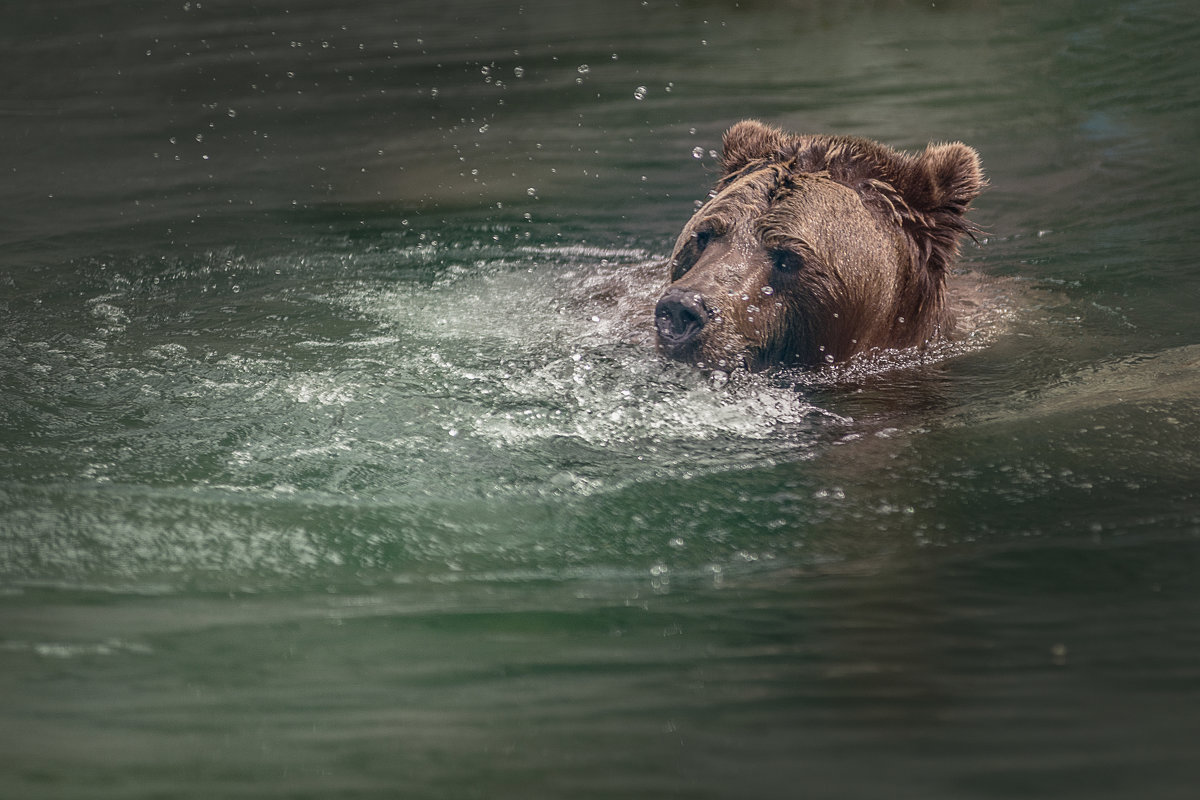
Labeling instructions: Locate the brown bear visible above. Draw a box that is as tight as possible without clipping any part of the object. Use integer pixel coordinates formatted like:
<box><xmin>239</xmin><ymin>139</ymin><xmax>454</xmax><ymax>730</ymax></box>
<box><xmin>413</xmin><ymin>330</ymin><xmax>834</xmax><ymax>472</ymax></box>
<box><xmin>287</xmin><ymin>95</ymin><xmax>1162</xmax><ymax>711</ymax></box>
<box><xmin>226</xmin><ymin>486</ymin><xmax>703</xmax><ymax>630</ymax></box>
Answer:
<box><xmin>654</xmin><ymin>119</ymin><xmax>985</xmax><ymax>371</ymax></box>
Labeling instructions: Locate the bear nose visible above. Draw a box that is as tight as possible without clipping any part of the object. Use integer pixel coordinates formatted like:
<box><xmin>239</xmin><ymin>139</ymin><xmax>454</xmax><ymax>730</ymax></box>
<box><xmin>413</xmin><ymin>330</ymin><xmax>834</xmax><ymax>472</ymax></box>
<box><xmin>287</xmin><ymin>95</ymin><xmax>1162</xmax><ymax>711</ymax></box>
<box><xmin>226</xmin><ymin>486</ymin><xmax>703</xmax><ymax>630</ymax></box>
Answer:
<box><xmin>655</xmin><ymin>288</ymin><xmax>709</xmax><ymax>347</ymax></box>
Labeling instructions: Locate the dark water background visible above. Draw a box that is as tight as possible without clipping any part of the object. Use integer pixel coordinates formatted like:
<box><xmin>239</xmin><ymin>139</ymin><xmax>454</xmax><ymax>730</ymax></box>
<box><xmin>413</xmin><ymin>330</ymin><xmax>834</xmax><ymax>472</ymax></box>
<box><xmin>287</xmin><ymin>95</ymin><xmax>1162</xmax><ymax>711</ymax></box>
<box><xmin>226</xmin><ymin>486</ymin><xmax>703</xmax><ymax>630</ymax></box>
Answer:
<box><xmin>2</xmin><ymin>1</ymin><xmax>1199</xmax><ymax>797</ymax></box>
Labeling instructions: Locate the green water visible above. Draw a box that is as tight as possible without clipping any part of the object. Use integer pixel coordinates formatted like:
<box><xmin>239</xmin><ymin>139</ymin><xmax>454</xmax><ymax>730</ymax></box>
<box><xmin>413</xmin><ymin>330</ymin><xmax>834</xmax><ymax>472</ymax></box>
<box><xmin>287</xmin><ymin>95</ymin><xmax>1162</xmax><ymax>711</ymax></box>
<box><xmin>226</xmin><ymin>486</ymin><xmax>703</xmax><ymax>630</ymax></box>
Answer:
<box><xmin>2</xmin><ymin>1</ymin><xmax>1199</xmax><ymax>797</ymax></box>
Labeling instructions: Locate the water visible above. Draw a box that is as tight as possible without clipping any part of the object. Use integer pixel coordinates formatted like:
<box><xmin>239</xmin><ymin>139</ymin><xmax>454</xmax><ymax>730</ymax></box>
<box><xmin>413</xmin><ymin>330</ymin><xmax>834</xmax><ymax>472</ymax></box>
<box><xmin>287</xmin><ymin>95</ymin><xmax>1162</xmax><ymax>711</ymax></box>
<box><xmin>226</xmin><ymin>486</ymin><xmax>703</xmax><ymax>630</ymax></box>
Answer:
<box><xmin>2</xmin><ymin>1</ymin><xmax>1199</xmax><ymax>797</ymax></box>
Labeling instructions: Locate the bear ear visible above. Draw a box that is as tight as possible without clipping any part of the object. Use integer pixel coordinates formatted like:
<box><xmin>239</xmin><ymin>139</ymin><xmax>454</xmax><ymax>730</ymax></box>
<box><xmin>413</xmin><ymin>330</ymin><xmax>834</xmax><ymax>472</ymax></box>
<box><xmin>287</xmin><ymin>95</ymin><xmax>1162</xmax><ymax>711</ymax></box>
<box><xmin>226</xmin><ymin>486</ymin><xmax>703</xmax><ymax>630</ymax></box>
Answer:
<box><xmin>721</xmin><ymin>119</ymin><xmax>791</xmax><ymax>176</ymax></box>
<box><xmin>904</xmin><ymin>142</ymin><xmax>986</xmax><ymax>218</ymax></box>
<box><xmin>883</xmin><ymin>141</ymin><xmax>985</xmax><ymax>275</ymax></box>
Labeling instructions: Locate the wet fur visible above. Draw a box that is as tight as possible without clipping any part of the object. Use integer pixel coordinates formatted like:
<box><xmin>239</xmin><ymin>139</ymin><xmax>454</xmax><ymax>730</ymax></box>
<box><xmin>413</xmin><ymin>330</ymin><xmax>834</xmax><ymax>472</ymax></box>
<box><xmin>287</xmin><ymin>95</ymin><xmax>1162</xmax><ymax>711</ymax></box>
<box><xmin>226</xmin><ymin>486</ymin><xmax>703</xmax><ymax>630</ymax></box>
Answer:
<box><xmin>659</xmin><ymin>120</ymin><xmax>986</xmax><ymax>370</ymax></box>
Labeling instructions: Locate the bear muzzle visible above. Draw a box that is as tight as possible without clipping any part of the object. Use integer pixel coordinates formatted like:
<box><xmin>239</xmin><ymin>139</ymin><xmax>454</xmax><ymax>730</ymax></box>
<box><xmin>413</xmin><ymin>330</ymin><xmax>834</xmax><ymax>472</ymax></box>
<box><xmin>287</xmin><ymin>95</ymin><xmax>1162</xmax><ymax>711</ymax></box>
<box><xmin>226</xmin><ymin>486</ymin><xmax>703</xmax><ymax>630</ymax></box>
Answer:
<box><xmin>655</xmin><ymin>288</ymin><xmax>710</xmax><ymax>352</ymax></box>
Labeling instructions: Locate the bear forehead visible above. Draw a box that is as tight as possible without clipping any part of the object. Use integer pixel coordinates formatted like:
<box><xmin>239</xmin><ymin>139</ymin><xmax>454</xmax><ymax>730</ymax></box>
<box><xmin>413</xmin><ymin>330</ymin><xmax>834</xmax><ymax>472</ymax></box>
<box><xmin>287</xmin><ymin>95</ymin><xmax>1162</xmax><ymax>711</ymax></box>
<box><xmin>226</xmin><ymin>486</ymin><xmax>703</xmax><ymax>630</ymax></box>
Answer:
<box><xmin>695</xmin><ymin>164</ymin><xmax>873</xmax><ymax>237</ymax></box>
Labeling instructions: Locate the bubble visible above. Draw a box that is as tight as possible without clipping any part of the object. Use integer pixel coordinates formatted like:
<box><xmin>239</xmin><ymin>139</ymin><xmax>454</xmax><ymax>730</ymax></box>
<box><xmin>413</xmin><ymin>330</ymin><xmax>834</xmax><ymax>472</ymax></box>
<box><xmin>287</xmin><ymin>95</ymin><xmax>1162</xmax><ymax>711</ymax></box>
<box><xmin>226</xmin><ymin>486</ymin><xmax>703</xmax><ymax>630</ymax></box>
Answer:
<box><xmin>692</xmin><ymin>146</ymin><xmax>704</xmax><ymax>159</ymax></box>
<box><xmin>526</xmin><ymin>187</ymin><xmax>537</xmax><ymax>196</ymax></box>
<box><xmin>513</xmin><ymin>66</ymin><xmax>525</xmax><ymax>77</ymax></box>
<box><xmin>577</xmin><ymin>64</ymin><xmax>590</xmax><ymax>74</ymax></box>
<box><xmin>633</xmin><ymin>85</ymin><xmax>647</xmax><ymax>100</ymax></box>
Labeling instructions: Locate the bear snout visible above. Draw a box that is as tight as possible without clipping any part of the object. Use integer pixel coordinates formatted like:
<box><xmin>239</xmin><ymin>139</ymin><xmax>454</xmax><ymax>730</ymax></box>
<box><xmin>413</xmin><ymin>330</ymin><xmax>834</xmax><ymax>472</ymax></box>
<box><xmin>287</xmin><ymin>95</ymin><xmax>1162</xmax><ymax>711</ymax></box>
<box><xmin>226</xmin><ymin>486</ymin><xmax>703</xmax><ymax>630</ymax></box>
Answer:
<box><xmin>655</xmin><ymin>288</ymin><xmax>710</xmax><ymax>350</ymax></box>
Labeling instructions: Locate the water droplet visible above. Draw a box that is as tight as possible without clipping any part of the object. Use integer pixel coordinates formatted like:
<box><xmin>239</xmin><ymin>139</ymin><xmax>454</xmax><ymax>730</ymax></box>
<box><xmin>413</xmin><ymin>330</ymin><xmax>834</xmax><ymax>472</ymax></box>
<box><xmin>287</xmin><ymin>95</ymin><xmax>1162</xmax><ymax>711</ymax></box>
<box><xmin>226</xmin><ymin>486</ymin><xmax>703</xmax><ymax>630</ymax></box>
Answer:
<box><xmin>824</xmin><ymin>354</ymin><xmax>835</xmax><ymax>363</ymax></box>
<box><xmin>430</xmin><ymin>87</ymin><xmax>439</xmax><ymax>98</ymax></box>
<box><xmin>526</xmin><ymin>187</ymin><xmax>537</xmax><ymax>196</ymax></box>
<box><xmin>513</xmin><ymin>66</ymin><xmax>525</xmax><ymax>78</ymax></box>
<box><xmin>746</xmin><ymin>305</ymin><xmax>759</xmax><ymax>314</ymax></box>
<box><xmin>897</xmin><ymin>316</ymin><xmax>905</xmax><ymax>324</ymax></box>
<box><xmin>480</xmin><ymin>65</ymin><xmax>491</xmax><ymax>76</ymax></box>
<box><xmin>577</xmin><ymin>64</ymin><xmax>590</xmax><ymax>74</ymax></box>
<box><xmin>761</xmin><ymin>286</ymin><xmax>774</xmax><ymax>296</ymax></box>
<box><xmin>633</xmin><ymin>85</ymin><xmax>647</xmax><ymax>100</ymax></box>
<box><xmin>226</xmin><ymin>108</ymin><xmax>237</xmax><ymax>118</ymax></box>
<box><xmin>194</xmin><ymin>133</ymin><xmax>204</xmax><ymax>142</ymax></box>
<box><xmin>692</xmin><ymin>146</ymin><xmax>704</xmax><ymax>159</ymax></box>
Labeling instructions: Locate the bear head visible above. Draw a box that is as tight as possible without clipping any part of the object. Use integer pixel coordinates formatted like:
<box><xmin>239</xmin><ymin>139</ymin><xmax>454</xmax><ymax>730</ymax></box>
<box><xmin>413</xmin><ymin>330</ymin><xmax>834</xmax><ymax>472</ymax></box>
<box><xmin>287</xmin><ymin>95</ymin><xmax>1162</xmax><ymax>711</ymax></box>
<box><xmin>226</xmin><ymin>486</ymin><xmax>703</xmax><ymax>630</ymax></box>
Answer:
<box><xmin>654</xmin><ymin>119</ymin><xmax>985</xmax><ymax>371</ymax></box>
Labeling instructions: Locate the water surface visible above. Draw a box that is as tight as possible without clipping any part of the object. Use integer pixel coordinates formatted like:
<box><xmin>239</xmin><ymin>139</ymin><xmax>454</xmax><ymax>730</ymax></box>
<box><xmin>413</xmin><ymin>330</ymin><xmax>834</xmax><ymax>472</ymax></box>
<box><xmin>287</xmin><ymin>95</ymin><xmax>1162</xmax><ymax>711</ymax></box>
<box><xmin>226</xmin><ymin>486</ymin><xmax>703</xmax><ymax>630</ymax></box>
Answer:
<box><xmin>2</xmin><ymin>1</ymin><xmax>1199</xmax><ymax>797</ymax></box>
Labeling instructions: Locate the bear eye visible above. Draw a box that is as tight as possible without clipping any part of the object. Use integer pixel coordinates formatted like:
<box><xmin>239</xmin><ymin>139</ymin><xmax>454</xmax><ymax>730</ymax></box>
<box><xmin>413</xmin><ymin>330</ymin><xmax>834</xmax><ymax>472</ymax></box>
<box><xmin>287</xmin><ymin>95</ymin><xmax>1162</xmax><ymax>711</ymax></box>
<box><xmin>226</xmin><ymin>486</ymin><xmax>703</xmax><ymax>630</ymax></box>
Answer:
<box><xmin>771</xmin><ymin>249</ymin><xmax>805</xmax><ymax>275</ymax></box>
